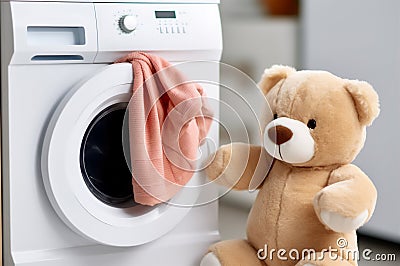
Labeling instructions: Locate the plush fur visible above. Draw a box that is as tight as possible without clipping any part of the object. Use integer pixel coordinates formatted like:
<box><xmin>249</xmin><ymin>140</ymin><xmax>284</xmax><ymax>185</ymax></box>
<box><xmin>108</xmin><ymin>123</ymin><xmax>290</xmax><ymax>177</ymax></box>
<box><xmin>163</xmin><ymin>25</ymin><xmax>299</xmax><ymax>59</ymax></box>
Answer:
<box><xmin>201</xmin><ymin>66</ymin><xmax>380</xmax><ymax>266</ymax></box>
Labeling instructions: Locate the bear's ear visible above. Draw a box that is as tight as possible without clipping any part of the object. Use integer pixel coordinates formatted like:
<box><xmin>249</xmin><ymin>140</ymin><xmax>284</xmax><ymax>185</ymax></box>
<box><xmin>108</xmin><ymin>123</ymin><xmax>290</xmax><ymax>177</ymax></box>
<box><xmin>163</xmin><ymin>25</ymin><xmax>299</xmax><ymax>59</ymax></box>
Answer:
<box><xmin>344</xmin><ymin>80</ymin><xmax>380</xmax><ymax>126</ymax></box>
<box><xmin>258</xmin><ymin>65</ymin><xmax>296</xmax><ymax>95</ymax></box>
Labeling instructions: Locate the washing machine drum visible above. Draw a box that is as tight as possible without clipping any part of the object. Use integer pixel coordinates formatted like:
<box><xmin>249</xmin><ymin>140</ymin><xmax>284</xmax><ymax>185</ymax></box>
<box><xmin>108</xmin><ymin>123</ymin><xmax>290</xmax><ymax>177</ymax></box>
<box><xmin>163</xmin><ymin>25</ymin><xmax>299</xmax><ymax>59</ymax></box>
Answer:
<box><xmin>41</xmin><ymin>63</ymin><xmax>202</xmax><ymax>247</ymax></box>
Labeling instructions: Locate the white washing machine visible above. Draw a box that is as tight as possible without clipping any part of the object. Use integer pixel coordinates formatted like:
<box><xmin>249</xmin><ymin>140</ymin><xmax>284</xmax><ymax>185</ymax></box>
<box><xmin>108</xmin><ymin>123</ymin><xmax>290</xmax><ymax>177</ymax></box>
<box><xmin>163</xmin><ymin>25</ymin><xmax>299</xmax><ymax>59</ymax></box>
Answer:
<box><xmin>1</xmin><ymin>1</ymin><xmax>222</xmax><ymax>265</ymax></box>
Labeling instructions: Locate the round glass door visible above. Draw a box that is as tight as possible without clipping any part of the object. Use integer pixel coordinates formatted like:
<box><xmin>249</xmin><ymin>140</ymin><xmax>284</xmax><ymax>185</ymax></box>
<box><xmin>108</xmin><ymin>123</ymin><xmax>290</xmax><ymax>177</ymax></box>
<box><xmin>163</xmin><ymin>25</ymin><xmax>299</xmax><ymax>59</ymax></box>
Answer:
<box><xmin>80</xmin><ymin>103</ymin><xmax>136</xmax><ymax>208</ymax></box>
<box><xmin>41</xmin><ymin>63</ymin><xmax>202</xmax><ymax>246</ymax></box>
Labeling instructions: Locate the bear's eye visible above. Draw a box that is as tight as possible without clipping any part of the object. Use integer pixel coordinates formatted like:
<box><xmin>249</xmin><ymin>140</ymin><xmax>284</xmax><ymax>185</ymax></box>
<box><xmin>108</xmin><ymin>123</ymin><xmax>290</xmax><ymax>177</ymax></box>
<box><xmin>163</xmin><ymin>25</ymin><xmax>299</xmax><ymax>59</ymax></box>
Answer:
<box><xmin>307</xmin><ymin>119</ymin><xmax>317</xmax><ymax>129</ymax></box>
<box><xmin>273</xmin><ymin>113</ymin><xmax>278</xmax><ymax>120</ymax></box>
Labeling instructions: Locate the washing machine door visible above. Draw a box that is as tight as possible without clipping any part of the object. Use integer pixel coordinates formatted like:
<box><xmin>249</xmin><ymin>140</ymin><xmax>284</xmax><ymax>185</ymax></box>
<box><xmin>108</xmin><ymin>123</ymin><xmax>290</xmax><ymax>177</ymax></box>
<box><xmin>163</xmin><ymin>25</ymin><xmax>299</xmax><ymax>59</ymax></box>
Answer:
<box><xmin>41</xmin><ymin>63</ymin><xmax>203</xmax><ymax>247</ymax></box>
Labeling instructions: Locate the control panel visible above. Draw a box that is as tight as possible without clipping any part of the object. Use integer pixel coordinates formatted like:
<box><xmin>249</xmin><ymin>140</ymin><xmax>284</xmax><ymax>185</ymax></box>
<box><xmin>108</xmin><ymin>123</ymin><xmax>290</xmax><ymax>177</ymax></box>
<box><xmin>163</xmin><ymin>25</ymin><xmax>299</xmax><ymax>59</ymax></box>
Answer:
<box><xmin>8</xmin><ymin>2</ymin><xmax>222</xmax><ymax>64</ymax></box>
<box><xmin>94</xmin><ymin>3</ymin><xmax>222</xmax><ymax>62</ymax></box>
<box><xmin>110</xmin><ymin>6</ymin><xmax>189</xmax><ymax>36</ymax></box>
<box><xmin>155</xmin><ymin>10</ymin><xmax>188</xmax><ymax>34</ymax></box>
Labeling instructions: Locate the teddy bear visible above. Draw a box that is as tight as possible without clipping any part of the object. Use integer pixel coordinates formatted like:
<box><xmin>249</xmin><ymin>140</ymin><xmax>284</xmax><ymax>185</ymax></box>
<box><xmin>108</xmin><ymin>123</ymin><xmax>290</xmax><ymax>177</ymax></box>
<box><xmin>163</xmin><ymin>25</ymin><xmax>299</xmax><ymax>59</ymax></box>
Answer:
<box><xmin>200</xmin><ymin>65</ymin><xmax>380</xmax><ymax>266</ymax></box>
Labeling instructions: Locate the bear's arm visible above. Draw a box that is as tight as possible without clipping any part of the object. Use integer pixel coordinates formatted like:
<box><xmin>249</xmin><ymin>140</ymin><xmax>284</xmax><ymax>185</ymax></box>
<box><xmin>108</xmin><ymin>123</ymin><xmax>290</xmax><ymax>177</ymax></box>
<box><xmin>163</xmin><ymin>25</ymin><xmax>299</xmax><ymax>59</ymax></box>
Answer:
<box><xmin>205</xmin><ymin>143</ymin><xmax>273</xmax><ymax>190</ymax></box>
<box><xmin>313</xmin><ymin>164</ymin><xmax>377</xmax><ymax>233</ymax></box>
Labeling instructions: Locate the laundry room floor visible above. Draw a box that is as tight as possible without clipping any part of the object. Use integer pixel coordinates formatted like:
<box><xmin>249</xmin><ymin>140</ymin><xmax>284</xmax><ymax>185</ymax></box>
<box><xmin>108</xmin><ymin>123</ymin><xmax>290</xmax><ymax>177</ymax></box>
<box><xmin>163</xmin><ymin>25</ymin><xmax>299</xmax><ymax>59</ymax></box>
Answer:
<box><xmin>218</xmin><ymin>197</ymin><xmax>400</xmax><ymax>266</ymax></box>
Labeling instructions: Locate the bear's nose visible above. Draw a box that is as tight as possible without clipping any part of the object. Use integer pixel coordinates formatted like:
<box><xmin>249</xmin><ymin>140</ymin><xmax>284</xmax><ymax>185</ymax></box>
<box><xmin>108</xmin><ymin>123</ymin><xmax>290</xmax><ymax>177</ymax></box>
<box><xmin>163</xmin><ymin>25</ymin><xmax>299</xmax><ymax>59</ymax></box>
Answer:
<box><xmin>268</xmin><ymin>125</ymin><xmax>293</xmax><ymax>145</ymax></box>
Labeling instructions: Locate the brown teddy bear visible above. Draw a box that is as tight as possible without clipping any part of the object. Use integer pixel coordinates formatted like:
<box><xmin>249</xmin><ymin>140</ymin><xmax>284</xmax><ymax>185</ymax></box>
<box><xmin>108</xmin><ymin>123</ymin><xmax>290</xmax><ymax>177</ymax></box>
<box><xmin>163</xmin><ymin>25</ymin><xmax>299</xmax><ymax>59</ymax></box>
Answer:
<box><xmin>200</xmin><ymin>65</ymin><xmax>380</xmax><ymax>266</ymax></box>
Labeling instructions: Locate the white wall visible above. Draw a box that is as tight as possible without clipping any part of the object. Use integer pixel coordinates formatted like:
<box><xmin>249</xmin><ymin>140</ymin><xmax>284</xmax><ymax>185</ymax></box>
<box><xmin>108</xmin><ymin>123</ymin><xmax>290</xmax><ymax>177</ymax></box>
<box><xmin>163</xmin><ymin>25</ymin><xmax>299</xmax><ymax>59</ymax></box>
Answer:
<box><xmin>218</xmin><ymin>2</ymin><xmax>298</xmax><ymax>207</ymax></box>
<box><xmin>302</xmin><ymin>0</ymin><xmax>400</xmax><ymax>243</ymax></box>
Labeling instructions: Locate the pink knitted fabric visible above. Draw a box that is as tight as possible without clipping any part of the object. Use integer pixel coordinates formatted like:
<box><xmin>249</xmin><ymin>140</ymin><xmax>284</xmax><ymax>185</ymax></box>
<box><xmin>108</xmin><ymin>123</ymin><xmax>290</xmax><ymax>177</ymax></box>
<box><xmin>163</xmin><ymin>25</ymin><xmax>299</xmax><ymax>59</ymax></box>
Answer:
<box><xmin>116</xmin><ymin>52</ymin><xmax>213</xmax><ymax>206</ymax></box>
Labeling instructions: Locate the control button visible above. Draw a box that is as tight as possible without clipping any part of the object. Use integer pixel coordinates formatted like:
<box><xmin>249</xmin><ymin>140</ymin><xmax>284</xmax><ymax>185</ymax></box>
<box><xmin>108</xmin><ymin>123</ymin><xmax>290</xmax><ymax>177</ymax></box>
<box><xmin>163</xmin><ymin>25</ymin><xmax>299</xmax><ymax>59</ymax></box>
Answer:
<box><xmin>119</xmin><ymin>15</ymin><xmax>137</xmax><ymax>33</ymax></box>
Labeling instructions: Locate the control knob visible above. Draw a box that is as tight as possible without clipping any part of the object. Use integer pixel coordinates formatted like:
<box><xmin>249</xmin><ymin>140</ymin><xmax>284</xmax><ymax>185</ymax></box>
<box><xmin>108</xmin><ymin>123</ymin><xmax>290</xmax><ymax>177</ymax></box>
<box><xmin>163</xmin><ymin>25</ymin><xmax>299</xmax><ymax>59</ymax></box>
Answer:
<box><xmin>119</xmin><ymin>15</ymin><xmax>137</xmax><ymax>33</ymax></box>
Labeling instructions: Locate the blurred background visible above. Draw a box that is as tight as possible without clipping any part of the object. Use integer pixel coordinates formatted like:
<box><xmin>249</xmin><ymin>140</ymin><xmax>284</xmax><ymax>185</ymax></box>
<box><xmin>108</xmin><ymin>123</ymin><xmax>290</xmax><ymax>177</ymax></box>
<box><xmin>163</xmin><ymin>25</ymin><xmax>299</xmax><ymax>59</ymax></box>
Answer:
<box><xmin>218</xmin><ymin>0</ymin><xmax>400</xmax><ymax>264</ymax></box>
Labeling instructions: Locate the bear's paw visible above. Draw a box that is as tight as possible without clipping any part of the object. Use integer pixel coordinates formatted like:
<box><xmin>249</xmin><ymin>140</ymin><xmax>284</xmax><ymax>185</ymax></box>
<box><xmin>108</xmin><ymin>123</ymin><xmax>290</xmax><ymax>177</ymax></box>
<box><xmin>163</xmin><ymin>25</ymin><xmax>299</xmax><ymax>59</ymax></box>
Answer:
<box><xmin>200</xmin><ymin>252</ymin><xmax>221</xmax><ymax>266</ymax></box>
<box><xmin>320</xmin><ymin>209</ymin><xmax>368</xmax><ymax>233</ymax></box>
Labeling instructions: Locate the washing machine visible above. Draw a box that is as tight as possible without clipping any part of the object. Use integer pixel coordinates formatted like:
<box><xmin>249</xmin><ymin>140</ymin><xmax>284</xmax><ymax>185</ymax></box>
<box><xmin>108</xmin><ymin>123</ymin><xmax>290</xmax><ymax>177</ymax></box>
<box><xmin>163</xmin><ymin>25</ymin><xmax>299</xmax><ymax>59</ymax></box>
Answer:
<box><xmin>1</xmin><ymin>0</ymin><xmax>222</xmax><ymax>265</ymax></box>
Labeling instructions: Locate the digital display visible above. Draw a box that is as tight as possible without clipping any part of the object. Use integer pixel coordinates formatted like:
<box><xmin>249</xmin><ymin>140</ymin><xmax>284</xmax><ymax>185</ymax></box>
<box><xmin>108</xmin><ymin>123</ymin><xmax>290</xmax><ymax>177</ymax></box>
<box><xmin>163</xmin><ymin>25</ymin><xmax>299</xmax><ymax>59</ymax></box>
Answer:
<box><xmin>155</xmin><ymin>11</ymin><xmax>176</xmax><ymax>19</ymax></box>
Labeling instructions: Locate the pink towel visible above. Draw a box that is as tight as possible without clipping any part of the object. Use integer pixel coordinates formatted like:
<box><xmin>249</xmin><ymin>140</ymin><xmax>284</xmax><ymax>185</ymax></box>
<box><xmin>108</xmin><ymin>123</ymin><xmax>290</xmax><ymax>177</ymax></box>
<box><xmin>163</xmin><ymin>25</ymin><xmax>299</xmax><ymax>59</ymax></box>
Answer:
<box><xmin>115</xmin><ymin>52</ymin><xmax>213</xmax><ymax>206</ymax></box>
